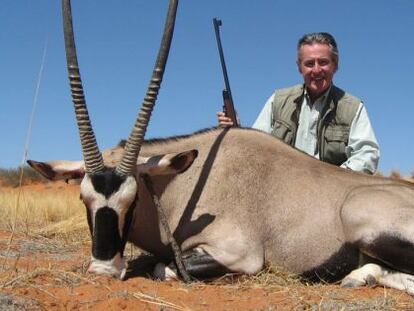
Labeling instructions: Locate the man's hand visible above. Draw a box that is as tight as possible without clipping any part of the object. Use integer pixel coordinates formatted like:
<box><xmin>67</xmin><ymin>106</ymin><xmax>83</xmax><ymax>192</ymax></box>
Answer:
<box><xmin>217</xmin><ymin>111</ymin><xmax>234</xmax><ymax>128</ymax></box>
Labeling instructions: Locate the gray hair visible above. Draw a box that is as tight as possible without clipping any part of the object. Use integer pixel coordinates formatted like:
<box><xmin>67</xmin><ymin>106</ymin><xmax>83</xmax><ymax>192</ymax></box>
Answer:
<box><xmin>297</xmin><ymin>32</ymin><xmax>339</xmax><ymax>65</ymax></box>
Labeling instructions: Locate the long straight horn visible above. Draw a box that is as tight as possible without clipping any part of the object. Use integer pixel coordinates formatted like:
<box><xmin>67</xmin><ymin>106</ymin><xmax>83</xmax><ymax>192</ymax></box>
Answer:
<box><xmin>62</xmin><ymin>0</ymin><xmax>104</xmax><ymax>174</ymax></box>
<box><xmin>116</xmin><ymin>0</ymin><xmax>179</xmax><ymax>176</ymax></box>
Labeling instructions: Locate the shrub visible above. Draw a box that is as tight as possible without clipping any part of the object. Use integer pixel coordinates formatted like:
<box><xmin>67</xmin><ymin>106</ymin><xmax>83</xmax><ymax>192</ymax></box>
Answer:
<box><xmin>0</xmin><ymin>165</ymin><xmax>47</xmax><ymax>187</ymax></box>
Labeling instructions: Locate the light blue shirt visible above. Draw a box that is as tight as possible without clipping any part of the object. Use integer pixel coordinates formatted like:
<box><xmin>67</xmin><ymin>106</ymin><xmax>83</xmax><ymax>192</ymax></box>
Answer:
<box><xmin>252</xmin><ymin>89</ymin><xmax>380</xmax><ymax>174</ymax></box>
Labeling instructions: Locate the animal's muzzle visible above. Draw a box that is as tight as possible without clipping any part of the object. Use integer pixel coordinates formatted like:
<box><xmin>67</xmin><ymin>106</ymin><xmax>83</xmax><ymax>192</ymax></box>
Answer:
<box><xmin>88</xmin><ymin>253</ymin><xmax>127</xmax><ymax>280</ymax></box>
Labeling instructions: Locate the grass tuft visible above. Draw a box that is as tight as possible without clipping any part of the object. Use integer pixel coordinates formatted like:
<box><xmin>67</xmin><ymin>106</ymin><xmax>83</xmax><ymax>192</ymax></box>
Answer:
<box><xmin>0</xmin><ymin>183</ymin><xmax>87</xmax><ymax>240</ymax></box>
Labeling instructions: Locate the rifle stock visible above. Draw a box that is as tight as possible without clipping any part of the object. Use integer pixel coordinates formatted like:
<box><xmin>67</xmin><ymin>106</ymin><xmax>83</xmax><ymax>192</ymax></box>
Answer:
<box><xmin>222</xmin><ymin>90</ymin><xmax>239</xmax><ymax>127</ymax></box>
<box><xmin>213</xmin><ymin>18</ymin><xmax>239</xmax><ymax>127</ymax></box>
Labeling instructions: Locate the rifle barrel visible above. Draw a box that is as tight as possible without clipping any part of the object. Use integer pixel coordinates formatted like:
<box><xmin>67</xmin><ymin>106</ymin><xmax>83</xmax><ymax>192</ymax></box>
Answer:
<box><xmin>213</xmin><ymin>18</ymin><xmax>233</xmax><ymax>100</ymax></box>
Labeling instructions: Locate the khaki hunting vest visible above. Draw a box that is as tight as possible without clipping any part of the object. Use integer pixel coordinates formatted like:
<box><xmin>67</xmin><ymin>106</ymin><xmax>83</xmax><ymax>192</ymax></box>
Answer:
<box><xmin>271</xmin><ymin>84</ymin><xmax>361</xmax><ymax>166</ymax></box>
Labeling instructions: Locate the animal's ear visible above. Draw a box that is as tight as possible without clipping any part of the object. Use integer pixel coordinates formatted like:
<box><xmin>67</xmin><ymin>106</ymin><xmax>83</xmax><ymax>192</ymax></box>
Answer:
<box><xmin>137</xmin><ymin>149</ymin><xmax>198</xmax><ymax>176</ymax></box>
<box><xmin>27</xmin><ymin>159</ymin><xmax>85</xmax><ymax>181</ymax></box>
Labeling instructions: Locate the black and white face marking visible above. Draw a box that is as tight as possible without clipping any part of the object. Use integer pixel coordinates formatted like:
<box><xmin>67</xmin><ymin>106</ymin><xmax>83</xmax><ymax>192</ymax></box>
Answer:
<box><xmin>80</xmin><ymin>168</ymin><xmax>138</xmax><ymax>279</ymax></box>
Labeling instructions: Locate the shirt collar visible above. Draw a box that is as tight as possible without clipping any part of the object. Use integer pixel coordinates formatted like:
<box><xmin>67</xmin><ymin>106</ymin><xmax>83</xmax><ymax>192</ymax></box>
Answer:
<box><xmin>304</xmin><ymin>85</ymin><xmax>331</xmax><ymax>106</ymax></box>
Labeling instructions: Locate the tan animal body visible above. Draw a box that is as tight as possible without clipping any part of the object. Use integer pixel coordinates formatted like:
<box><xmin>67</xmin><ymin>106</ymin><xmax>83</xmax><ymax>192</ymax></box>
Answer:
<box><xmin>29</xmin><ymin>0</ymin><xmax>414</xmax><ymax>295</ymax></box>
<box><xmin>30</xmin><ymin>127</ymin><xmax>414</xmax><ymax>294</ymax></box>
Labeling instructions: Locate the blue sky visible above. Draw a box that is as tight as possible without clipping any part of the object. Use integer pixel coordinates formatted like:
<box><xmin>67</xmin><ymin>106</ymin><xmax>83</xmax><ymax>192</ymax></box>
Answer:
<box><xmin>1</xmin><ymin>0</ymin><xmax>414</xmax><ymax>176</ymax></box>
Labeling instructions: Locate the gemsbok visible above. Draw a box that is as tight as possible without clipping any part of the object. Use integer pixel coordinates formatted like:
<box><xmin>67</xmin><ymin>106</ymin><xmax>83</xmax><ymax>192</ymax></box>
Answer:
<box><xmin>28</xmin><ymin>0</ymin><xmax>414</xmax><ymax>296</ymax></box>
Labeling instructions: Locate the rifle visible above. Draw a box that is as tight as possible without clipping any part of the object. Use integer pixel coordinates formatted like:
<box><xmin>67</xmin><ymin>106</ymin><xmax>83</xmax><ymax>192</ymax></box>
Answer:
<box><xmin>213</xmin><ymin>18</ymin><xmax>239</xmax><ymax>127</ymax></box>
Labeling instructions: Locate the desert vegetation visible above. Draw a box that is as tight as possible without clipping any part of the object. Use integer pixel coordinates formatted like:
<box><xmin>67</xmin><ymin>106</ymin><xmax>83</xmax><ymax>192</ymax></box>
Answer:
<box><xmin>0</xmin><ymin>166</ymin><xmax>47</xmax><ymax>188</ymax></box>
<box><xmin>0</xmin><ymin>166</ymin><xmax>85</xmax><ymax>238</ymax></box>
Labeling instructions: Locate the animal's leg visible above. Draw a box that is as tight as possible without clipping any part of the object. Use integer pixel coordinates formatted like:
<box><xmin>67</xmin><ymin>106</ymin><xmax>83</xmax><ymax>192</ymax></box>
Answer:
<box><xmin>153</xmin><ymin>248</ymin><xmax>233</xmax><ymax>280</ymax></box>
<box><xmin>377</xmin><ymin>271</ymin><xmax>414</xmax><ymax>295</ymax></box>
<box><xmin>341</xmin><ymin>263</ymin><xmax>384</xmax><ymax>288</ymax></box>
<box><xmin>154</xmin><ymin>224</ymin><xmax>264</xmax><ymax>281</ymax></box>
<box><xmin>360</xmin><ymin>234</ymin><xmax>414</xmax><ymax>274</ymax></box>
<box><xmin>342</xmin><ymin>186</ymin><xmax>414</xmax><ymax>274</ymax></box>
<box><xmin>341</xmin><ymin>263</ymin><xmax>414</xmax><ymax>295</ymax></box>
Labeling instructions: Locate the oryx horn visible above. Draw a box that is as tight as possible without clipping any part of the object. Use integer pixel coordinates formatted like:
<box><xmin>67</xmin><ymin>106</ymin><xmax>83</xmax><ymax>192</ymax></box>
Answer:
<box><xmin>62</xmin><ymin>0</ymin><xmax>105</xmax><ymax>174</ymax></box>
<box><xmin>116</xmin><ymin>0</ymin><xmax>179</xmax><ymax>176</ymax></box>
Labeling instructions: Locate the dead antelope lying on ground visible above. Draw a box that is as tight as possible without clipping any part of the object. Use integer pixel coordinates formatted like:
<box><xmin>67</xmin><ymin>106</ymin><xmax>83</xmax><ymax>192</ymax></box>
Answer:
<box><xmin>29</xmin><ymin>0</ymin><xmax>414</xmax><ymax>296</ymax></box>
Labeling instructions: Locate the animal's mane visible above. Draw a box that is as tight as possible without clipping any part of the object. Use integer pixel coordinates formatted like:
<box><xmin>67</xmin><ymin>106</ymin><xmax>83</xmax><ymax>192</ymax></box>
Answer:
<box><xmin>117</xmin><ymin>126</ymin><xmax>257</xmax><ymax>148</ymax></box>
<box><xmin>117</xmin><ymin>127</ymin><xmax>223</xmax><ymax>148</ymax></box>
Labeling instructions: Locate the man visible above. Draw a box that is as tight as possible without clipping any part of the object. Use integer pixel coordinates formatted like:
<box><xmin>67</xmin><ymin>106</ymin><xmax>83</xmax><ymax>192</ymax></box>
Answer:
<box><xmin>218</xmin><ymin>32</ymin><xmax>379</xmax><ymax>174</ymax></box>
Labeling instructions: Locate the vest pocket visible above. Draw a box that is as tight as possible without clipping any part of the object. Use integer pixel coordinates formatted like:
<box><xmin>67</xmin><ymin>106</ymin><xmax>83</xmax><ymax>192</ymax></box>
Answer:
<box><xmin>324</xmin><ymin>126</ymin><xmax>349</xmax><ymax>141</ymax></box>
<box><xmin>323</xmin><ymin>126</ymin><xmax>349</xmax><ymax>165</ymax></box>
<box><xmin>272</xmin><ymin>120</ymin><xmax>293</xmax><ymax>144</ymax></box>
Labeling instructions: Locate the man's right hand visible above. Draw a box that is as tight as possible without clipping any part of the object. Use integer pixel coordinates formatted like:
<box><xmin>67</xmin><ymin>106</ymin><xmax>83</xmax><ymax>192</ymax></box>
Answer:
<box><xmin>217</xmin><ymin>111</ymin><xmax>234</xmax><ymax>128</ymax></box>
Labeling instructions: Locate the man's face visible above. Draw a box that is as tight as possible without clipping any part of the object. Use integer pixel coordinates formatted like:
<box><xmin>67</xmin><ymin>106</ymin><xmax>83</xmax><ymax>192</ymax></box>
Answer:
<box><xmin>297</xmin><ymin>43</ymin><xmax>338</xmax><ymax>100</ymax></box>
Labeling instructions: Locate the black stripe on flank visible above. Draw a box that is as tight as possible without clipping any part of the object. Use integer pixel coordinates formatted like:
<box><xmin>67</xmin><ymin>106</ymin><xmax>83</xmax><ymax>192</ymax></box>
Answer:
<box><xmin>359</xmin><ymin>234</ymin><xmax>414</xmax><ymax>274</ymax></box>
<box><xmin>92</xmin><ymin>207</ymin><xmax>121</xmax><ymax>260</ymax></box>
<box><xmin>301</xmin><ymin>243</ymin><xmax>360</xmax><ymax>283</ymax></box>
<box><xmin>90</xmin><ymin>168</ymin><xmax>127</xmax><ymax>198</ymax></box>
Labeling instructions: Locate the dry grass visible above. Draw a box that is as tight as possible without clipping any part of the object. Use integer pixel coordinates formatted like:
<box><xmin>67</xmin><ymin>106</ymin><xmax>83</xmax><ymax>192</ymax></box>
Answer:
<box><xmin>0</xmin><ymin>184</ymin><xmax>88</xmax><ymax>241</ymax></box>
<box><xmin>201</xmin><ymin>264</ymin><xmax>413</xmax><ymax>310</ymax></box>
<box><xmin>209</xmin><ymin>263</ymin><xmax>301</xmax><ymax>289</ymax></box>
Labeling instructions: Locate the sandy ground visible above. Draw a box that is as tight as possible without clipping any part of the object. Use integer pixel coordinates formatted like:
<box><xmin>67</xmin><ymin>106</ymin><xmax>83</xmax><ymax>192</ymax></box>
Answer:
<box><xmin>1</xmin><ymin>183</ymin><xmax>414</xmax><ymax>310</ymax></box>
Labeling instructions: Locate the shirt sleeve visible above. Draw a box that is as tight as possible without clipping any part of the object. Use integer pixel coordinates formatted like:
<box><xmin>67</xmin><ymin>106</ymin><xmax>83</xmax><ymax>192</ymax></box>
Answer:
<box><xmin>340</xmin><ymin>102</ymin><xmax>380</xmax><ymax>174</ymax></box>
<box><xmin>251</xmin><ymin>93</ymin><xmax>275</xmax><ymax>133</ymax></box>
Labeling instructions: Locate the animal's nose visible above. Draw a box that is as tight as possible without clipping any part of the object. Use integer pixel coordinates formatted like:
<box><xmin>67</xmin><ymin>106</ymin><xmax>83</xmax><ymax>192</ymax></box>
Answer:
<box><xmin>87</xmin><ymin>254</ymin><xmax>127</xmax><ymax>280</ymax></box>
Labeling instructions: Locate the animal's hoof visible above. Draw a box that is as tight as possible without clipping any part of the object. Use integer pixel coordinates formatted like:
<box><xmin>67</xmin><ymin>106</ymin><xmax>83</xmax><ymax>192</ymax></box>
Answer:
<box><xmin>365</xmin><ymin>274</ymin><xmax>377</xmax><ymax>287</ymax></box>
<box><xmin>340</xmin><ymin>277</ymin><xmax>365</xmax><ymax>288</ymax></box>
<box><xmin>153</xmin><ymin>263</ymin><xmax>178</xmax><ymax>281</ymax></box>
